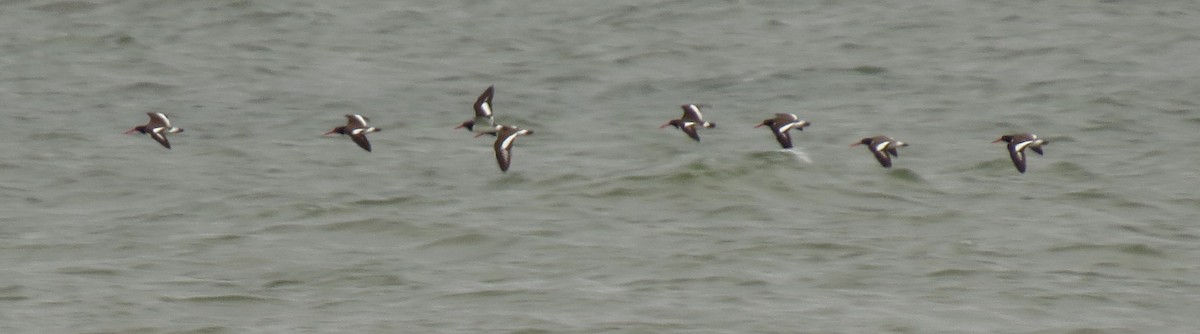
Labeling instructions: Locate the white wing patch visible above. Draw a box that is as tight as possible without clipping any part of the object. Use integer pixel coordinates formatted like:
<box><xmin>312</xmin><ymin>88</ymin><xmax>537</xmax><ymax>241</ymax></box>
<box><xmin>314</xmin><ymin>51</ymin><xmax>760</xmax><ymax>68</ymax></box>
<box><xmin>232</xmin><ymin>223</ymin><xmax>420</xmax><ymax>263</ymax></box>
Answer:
<box><xmin>479</xmin><ymin>102</ymin><xmax>493</xmax><ymax>117</ymax></box>
<box><xmin>350</xmin><ymin>127</ymin><xmax>378</xmax><ymax>135</ymax></box>
<box><xmin>350</xmin><ymin>114</ymin><xmax>369</xmax><ymax>127</ymax></box>
<box><xmin>500</xmin><ymin>134</ymin><xmax>519</xmax><ymax>150</ymax></box>
<box><xmin>1013</xmin><ymin>140</ymin><xmax>1033</xmax><ymax>153</ymax></box>
<box><xmin>779</xmin><ymin>121</ymin><xmax>802</xmax><ymax>132</ymax></box>
<box><xmin>151</xmin><ymin>113</ymin><xmax>172</xmax><ymax>127</ymax></box>
<box><xmin>499</xmin><ymin>130</ymin><xmax>530</xmax><ymax>150</ymax></box>
<box><xmin>874</xmin><ymin>141</ymin><xmax>891</xmax><ymax>153</ymax></box>
<box><xmin>685</xmin><ymin>105</ymin><xmax>703</xmax><ymax>120</ymax></box>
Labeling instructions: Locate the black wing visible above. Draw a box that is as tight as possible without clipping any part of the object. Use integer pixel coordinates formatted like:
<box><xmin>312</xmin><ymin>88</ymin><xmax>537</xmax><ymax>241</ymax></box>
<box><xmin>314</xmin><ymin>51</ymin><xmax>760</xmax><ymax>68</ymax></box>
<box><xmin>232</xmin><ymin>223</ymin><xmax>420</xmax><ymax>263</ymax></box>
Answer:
<box><xmin>149</xmin><ymin>129</ymin><xmax>171</xmax><ymax>149</ymax></box>
<box><xmin>350</xmin><ymin>134</ymin><xmax>372</xmax><ymax>152</ymax></box>
<box><xmin>475</xmin><ymin>85</ymin><xmax>495</xmax><ymax>117</ymax></box>
<box><xmin>771</xmin><ymin>127</ymin><xmax>792</xmax><ymax>149</ymax></box>
<box><xmin>681</xmin><ymin>124</ymin><xmax>701</xmax><ymax>142</ymax></box>
<box><xmin>494</xmin><ymin>135</ymin><xmax>515</xmax><ymax>172</ymax></box>
<box><xmin>871</xmin><ymin>148</ymin><xmax>892</xmax><ymax>168</ymax></box>
<box><xmin>1008</xmin><ymin>145</ymin><xmax>1026</xmax><ymax>173</ymax></box>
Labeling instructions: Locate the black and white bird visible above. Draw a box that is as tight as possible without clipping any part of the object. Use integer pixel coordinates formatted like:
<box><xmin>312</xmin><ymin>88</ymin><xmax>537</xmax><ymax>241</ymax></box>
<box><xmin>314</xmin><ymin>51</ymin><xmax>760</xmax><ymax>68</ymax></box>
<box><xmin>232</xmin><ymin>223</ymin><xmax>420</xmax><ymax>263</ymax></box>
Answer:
<box><xmin>993</xmin><ymin>133</ymin><xmax>1048</xmax><ymax>173</ymax></box>
<box><xmin>851</xmin><ymin>136</ymin><xmax>907</xmax><ymax>168</ymax></box>
<box><xmin>324</xmin><ymin>114</ymin><xmax>380</xmax><ymax>152</ymax></box>
<box><xmin>476</xmin><ymin>125</ymin><xmax>533</xmax><ymax>172</ymax></box>
<box><xmin>125</xmin><ymin>112</ymin><xmax>184</xmax><ymax>149</ymax></box>
<box><xmin>660</xmin><ymin>104</ymin><xmax>716</xmax><ymax>142</ymax></box>
<box><xmin>755</xmin><ymin>113</ymin><xmax>810</xmax><ymax>148</ymax></box>
<box><xmin>455</xmin><ymin>85</ymin><xmax>496</xmax><ymax>135</ymax></box>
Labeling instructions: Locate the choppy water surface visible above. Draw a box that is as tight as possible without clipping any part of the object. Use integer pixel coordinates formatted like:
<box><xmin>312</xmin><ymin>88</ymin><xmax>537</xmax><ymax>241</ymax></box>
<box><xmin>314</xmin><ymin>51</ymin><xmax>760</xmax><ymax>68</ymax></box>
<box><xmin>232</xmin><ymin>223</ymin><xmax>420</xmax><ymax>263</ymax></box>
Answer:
<box><xmin>2</xmin><ymin>1</ymin><xmax>1200</xmax><ymax>333</ymax></box>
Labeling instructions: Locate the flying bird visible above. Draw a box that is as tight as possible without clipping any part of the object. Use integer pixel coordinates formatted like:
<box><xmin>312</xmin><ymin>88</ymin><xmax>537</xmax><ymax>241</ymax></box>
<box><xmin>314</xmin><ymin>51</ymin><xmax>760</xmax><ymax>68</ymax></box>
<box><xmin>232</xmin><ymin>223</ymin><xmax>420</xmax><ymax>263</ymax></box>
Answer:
<box><xmin>125</xmin><ymin>112</ymin><xmax>184</xmax><ymax>149</ymax></box>
<box><xmin>851</xmin><ymin>136</ymin><xmax>907</xmax><ymax>168</ymax></box>
<box><xmin>455</xmin><ymin>85</ymin><xmax>496</xmax><ymax>135</ymax></box>
<box><xmin>755</xmin><ymin>113</ymin><xmax>810</xmax><ymax>148</ymax></box>
<box><xmin>993</xmin><ymin>133</ymin><xmax>1048</xmax><ymax>173</ymax></box>
<box><xmin>477</xmin><ymin>125</ymin><xmax>533</xmax><ymax>172</ymax></box>
<box><xmin>660</xmin><ymin>104</ymin><xmax>716</xmax><ymax>142</ymax></box>
<box><xmin>325</xmin><ymin>114</ymin><xmax>380</xmax><ymax>152</ymax></box>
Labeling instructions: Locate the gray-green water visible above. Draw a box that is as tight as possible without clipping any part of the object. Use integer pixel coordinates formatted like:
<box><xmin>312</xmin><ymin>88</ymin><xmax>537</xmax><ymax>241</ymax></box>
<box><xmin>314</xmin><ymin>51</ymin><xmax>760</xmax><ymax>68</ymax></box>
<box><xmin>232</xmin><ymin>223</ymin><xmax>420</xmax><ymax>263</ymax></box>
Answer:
<box><xmin>3</xmin><ymin>1</ymin><xmax>1200</xmax><ymax>333</ymax></box>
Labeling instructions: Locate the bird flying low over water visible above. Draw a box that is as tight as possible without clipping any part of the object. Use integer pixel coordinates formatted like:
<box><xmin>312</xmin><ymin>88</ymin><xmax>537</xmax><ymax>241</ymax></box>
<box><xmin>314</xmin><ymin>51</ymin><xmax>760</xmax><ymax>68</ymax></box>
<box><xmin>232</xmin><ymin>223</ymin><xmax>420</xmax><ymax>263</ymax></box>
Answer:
<box><xmin>852</xmin><ymin>136</ymin><xmax>907</xmax><ymax>168</ymax></box>
<box><xmin>993</xmin><ymin>133</ymin><xmax>1047</xmax><ymax>173</ymax></box>
<box><xmin>476</xmin><ymin>125</ymin><xmax>533</xmax><ymax>172</ymax></box>
<box><xmin>661</xmin><ymin>104</ymin><xmax>716</xmax><ymax>142</ymax></box>
<box><xmin>325</xmin><ymin>114</ymin><xmax>380</xmax><ymax>152</ymax></box>
<box><xmin>456</xmin><ymin>85</ymin><xmax>496</xmax><ymax>135</ymax></box>
<box><xmin>756</xmin><ymin>113</ymin><xmax>810</xmax><ymax>149</ymax></box>
<box><xmin>125</xmin><ymin>112</ymin><xmax>184</xmax><ymax>149</ymax></box>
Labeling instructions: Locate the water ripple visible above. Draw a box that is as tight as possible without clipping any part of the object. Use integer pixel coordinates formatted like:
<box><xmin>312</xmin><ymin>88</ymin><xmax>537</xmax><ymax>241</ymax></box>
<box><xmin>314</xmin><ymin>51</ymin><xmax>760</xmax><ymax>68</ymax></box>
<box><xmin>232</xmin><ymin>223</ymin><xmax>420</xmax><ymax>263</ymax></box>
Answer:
<box><xmin>30</xmin><ymin>1</ymin><xmax>97</xmax><ymax>13</ymax></box>
<box><xmin>160</xmin><ymin>294</ymin><xmax>279</xmax><ymax>304</ymax></box>
<box><xmin>1046</xmin><ymin>243</ymin><xmax>1166</xmax><ymax>257</ymax></box>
